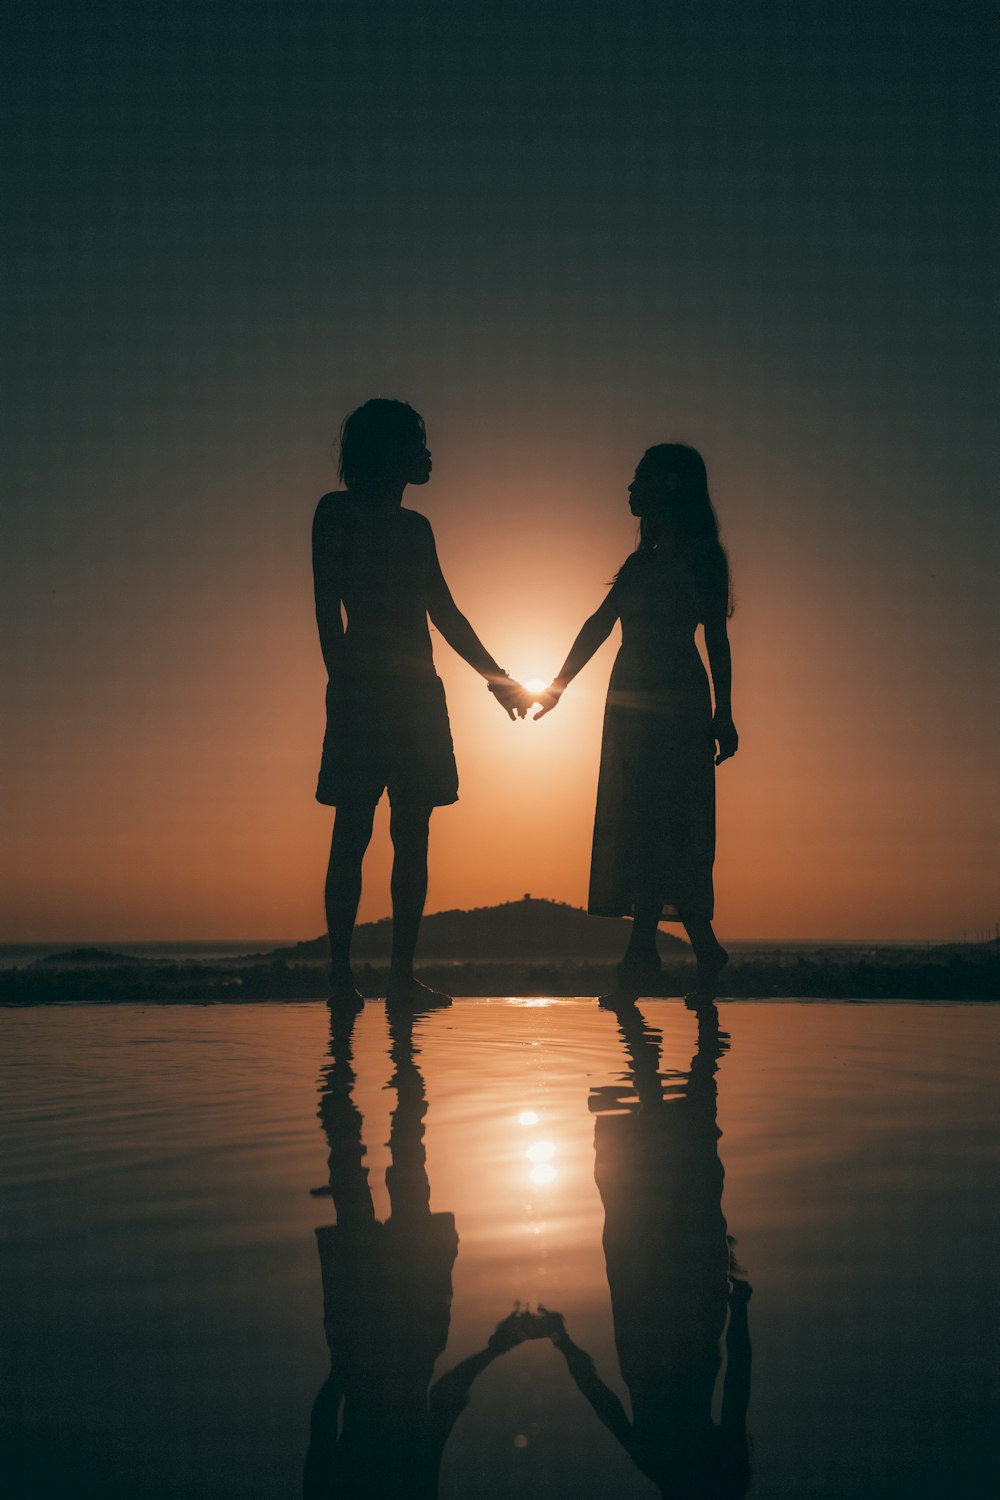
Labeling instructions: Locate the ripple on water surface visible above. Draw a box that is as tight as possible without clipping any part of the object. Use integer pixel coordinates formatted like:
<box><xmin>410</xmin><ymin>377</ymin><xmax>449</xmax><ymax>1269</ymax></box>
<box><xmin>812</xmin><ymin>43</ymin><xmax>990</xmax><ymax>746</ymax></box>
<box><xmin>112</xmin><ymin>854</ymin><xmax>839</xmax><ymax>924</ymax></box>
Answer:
<box><xmin>1</xmin><ymin>999</ymin><xmax>998</xmax><ymax>1500</ymax></box>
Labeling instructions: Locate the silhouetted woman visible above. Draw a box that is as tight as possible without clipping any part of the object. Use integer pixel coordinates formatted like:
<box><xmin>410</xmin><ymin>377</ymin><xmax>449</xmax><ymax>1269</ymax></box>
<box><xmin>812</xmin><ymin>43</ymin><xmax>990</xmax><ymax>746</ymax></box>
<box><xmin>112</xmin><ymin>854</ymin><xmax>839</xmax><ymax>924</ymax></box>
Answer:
<box><xmin>313</xmin><ymin>399</ymin><xmax>528</xmax><ymax>1007</ymax></box>
<box><xmin>537</xmin><ymin>444</ymin><xmax>737</xmax><ymax>997</ymax></box>
<box><xmin>541</xmin><ymin>998</ymin><xmax>752</xmax><ymax>1499</ymax></box>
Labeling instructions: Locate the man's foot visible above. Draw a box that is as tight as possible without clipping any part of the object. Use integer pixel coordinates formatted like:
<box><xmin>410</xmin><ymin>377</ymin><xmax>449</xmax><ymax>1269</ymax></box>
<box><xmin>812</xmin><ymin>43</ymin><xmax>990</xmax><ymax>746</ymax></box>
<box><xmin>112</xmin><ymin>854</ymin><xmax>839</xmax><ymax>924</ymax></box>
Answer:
<box><xmin>598</xmin><ymin>986</ymin><xmax>641</xmax><ymax>1011</ymax></box>
<box><xmin>327</xmin><ymin>973</ymin><xmax>365</xmax><ymax>1012</ymax></box>
<box><xmin>385</xmin><ymin>974</ymin><xmax>452</xmax><ymax>1011</ymax></box>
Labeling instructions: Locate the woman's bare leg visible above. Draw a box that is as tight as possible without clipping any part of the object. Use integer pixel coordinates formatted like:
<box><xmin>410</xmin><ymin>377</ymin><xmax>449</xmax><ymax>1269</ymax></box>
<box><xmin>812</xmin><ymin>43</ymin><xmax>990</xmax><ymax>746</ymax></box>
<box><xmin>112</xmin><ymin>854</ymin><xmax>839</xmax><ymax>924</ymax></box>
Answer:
<box><xmin>679</xmin><ymin>912</ymin><xmax>729</xmax><ymax>998</ymax></box>
<box><xmin>621</xmin><ymin>901</ymin><xmax>662</xmax><ymax>972</ymax></box>
<box><xmin>324</xmin><ymin>801</ymin><xmax>378</xmax><ymax>999</ymax></box>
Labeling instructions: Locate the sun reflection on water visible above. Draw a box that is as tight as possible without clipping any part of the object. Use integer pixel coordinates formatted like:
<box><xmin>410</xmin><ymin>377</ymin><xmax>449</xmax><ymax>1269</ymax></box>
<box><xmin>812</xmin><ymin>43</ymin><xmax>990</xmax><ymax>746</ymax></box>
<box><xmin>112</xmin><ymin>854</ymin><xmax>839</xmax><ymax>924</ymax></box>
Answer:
<box><xmin>529</xmin><ymin>1163</ymin><xmax>558</xmax><ymax>1186</ymax></box>
<box><xmin>515</xmin><ymin>1108</ymin><xmax>561</xmax><ymax>1187</ymax></box>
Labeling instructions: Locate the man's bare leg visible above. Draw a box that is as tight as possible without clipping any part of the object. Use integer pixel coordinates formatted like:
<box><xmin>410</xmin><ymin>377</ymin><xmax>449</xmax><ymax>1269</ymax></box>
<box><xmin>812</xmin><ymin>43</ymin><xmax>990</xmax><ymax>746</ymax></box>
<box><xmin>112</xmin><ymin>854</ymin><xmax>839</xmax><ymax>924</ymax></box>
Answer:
<box><xmin>324</xmin><ymin>801</ymin><xmax>378</xmax><ymax>1005</ymax></box>
<box><xmin>386</xmin><ymin>802</ymin><xmax>451</xmax><ymax>1007</ymax></box>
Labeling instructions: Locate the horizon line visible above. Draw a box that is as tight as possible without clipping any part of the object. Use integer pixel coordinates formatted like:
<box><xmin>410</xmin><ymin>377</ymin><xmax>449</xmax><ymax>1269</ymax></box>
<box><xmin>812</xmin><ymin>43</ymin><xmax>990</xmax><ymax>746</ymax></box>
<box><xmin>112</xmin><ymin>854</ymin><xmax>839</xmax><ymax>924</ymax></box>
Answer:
<box><xmin>0</xmin><ymin>933</ymin><xmax>990</xmax><ymax>950</ymax></box>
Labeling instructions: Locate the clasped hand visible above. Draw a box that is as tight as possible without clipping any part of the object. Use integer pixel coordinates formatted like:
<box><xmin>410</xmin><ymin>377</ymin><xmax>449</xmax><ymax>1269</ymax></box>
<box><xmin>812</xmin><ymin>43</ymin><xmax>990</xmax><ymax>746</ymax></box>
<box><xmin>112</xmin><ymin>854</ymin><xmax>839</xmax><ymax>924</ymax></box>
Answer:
<box><xmin>486</xmin><ymin>1304</ymin><xmax>567</xmax><ymax>1353</ymax></box>
<box><xmin>488</xmin><ymin>678</ymin><xmax>560</xmax><ymax>720</ymax></box>
<box><xmin>487</xmin><ymin>677</ymin><xmax>533</xmax><ymax>719</ymax></box>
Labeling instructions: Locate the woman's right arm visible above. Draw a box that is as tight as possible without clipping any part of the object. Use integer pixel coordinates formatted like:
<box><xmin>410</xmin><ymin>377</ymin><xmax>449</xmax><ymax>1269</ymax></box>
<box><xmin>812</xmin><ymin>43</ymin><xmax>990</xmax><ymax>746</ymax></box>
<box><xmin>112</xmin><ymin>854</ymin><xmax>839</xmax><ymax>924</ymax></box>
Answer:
<box><xmin>533</xmin><ymin>587</ymin><xmax>620</xmax><ymax>718</ymax></box>
<box><xmin>702</xmin><ymin>553</ymin><xmax>738</xmax><ymax>763</ymax></box>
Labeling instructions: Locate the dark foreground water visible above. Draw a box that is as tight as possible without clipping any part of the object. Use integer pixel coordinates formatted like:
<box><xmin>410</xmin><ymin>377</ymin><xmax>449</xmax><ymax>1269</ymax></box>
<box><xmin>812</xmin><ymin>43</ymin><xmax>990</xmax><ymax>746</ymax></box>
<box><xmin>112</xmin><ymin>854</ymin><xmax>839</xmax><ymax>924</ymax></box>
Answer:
<box><xmin>1</xmin><ymin>1000</ymin><xmax>997</xmax><ymax>1500</ymax></box>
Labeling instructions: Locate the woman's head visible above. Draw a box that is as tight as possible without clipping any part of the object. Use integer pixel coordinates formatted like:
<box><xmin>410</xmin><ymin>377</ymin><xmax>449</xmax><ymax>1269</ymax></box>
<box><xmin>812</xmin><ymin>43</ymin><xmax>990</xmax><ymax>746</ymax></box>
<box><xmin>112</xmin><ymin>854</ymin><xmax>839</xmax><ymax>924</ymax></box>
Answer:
<box><xmin>338</xmin><ymin>399</ymin><xmax>431</xmax><ymax>492</ymax></box>
<box><xmin>627</xmin><ymin>443</ymin><xmax>733</xmax><ymax>614</ymax></box>
<box><xmin>628</xmin><ymin>444</ymin><xmax>712</xmax><ymax>529</ymax></box>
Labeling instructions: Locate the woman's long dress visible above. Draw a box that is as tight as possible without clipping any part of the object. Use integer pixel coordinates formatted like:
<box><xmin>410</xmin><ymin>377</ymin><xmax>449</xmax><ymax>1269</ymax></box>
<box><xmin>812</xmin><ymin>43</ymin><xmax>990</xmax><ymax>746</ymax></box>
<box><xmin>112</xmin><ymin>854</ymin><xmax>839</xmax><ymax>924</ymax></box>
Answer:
<box><xmin>588</xmin><ymin>548</ymin><xmax>716</xmax><ymax>922</ymax></box>
<box><xmin>589</xmin><ymin>1005</ymin><xmax>750</xmax><ymax>1497</ymax></box>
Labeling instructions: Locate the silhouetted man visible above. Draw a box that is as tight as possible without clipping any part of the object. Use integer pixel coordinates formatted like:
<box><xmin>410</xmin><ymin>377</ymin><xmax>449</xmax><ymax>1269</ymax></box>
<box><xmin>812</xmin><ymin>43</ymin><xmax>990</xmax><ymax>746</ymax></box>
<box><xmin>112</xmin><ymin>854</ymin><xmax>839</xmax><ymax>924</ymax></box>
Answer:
<box><xmin>313</xmin><ymin>399</ymin><xmax>528</xmax><ymax>1007</ymax></box>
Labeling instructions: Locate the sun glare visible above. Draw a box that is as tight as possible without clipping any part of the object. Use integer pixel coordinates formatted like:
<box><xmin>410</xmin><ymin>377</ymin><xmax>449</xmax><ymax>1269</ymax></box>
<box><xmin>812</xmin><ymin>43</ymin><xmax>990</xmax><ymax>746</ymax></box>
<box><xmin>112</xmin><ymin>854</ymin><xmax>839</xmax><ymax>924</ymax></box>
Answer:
<box><xmin>524</xmin><ymin>677</ymin><xmax>549</xmax><ymax>697</ymax></box>
<box><xmin>529</xmin><ymin>1164</ymin><xmax>558</xmax><ymax>1186</ymax></box>
<box><xmin>526</xmin><ymin>1140</ymin><xmax>556</xmax><ymax>1163</ymax></box>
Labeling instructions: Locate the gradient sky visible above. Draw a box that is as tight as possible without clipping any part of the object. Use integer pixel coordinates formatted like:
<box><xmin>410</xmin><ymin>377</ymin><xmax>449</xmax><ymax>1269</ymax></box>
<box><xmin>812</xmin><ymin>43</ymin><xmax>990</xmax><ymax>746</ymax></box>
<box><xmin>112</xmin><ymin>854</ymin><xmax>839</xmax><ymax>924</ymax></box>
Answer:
<box><xmin>3</xmin><ymin>0</ymin><xmax>997</xmax><ymax>942</ymax></box>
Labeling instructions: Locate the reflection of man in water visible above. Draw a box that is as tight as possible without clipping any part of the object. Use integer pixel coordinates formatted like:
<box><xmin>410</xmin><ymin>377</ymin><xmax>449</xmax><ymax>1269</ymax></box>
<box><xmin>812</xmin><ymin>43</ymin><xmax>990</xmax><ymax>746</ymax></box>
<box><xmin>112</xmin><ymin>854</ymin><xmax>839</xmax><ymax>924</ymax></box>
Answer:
<box><xmin>304</xmin><ymin>1004</ymin><xmax>548</xmax><ymax>1498</ymax></box>
<box><xmin>543</xmin><ymin>1000</ymin><xmax>752</xmax><ymax>1500</ymax></box>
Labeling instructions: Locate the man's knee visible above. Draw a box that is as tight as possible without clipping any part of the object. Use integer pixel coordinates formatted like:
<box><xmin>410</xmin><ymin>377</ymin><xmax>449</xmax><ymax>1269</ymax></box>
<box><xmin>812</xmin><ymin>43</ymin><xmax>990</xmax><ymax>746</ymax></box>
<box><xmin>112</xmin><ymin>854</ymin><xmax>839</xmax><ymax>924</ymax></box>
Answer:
<box><xmin>389</xmin><ymin>803</ymin><xmax>432</xmax><ymax>849</ymax></box>
<box><xmin>331</xmin><ymin>804</ymin><xmax>377</xmax><ymax>854</ymax></box>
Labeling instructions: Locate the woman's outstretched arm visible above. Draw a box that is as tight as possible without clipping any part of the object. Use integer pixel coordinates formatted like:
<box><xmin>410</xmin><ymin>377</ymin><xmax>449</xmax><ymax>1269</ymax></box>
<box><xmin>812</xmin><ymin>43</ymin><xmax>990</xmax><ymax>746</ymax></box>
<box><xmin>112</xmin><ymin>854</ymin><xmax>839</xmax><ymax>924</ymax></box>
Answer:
<box><xmin>533</xmin><ymin>588</ymin><xmax>620</xmax><ymax>718</ymax></box>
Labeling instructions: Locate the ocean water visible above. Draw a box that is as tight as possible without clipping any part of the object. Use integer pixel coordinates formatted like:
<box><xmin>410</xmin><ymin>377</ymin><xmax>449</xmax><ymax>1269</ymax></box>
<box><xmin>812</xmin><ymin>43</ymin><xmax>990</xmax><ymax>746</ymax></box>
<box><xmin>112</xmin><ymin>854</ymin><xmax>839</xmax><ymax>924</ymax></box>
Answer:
<box><xmin>1</xmin><ymin>999</ymin><xmax>997</xmax><ymax>1499</ymax></box>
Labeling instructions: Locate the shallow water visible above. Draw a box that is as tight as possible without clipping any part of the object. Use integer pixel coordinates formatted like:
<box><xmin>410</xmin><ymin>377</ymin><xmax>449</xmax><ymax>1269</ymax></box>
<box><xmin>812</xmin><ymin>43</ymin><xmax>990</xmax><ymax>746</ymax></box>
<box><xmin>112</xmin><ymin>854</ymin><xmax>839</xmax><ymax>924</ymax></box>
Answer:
<box><xmin>1</xmin><ymin>999</ymin><xmax>997</xmax><ymax>1499</ymax></box>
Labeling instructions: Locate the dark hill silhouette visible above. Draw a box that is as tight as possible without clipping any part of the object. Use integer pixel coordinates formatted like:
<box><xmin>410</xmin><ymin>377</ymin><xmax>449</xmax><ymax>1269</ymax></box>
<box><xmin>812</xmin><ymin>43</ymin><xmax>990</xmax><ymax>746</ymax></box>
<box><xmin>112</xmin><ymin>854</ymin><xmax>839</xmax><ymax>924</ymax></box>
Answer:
<box><xmin>35</xmin><ymin>948</ymin><xmax>135</xmax><ymax>966</ymax></box>
<box><xmin>2</xmin><ymin>929</ymin><xmax>997</xmax><ymax>1002</ymax></box>
<box><xmin>265</xmin><ymin>896</ymin><xmax>690</xmax><ymax>965</ymax></box>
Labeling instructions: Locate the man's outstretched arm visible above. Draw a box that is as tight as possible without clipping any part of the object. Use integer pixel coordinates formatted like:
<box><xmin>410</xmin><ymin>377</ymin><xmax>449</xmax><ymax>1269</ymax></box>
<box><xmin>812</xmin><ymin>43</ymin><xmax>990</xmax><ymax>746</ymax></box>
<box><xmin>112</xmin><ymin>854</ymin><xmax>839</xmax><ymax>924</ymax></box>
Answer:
<box><xmin>422</xmin><ymin>520</ymin><xmax>529</xmax><ymax>716</ymax></box>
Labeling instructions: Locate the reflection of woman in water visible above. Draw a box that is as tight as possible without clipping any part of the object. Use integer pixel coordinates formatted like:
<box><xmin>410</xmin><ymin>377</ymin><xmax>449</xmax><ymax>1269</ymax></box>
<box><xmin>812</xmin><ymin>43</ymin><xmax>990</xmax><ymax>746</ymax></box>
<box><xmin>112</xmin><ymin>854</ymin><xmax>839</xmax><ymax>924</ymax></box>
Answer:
<box><xmin>313</xmin><ymin>398</ymin><xmax>528</xmax><ymax>1008</ymax></box>
<box><xmin>536</xmin><ymin>445</ymin><xmax>737</xmax><ymax>996</ymax></box>
<box><xmin>543</xmin><ymin>999</ymin><xmax>752</xmax><ymax>1499</ymax></box>
<box><xmin>304</xmin><ymin>1003</ymin><xmax>550</xmax><ymax>1499</ymax></box>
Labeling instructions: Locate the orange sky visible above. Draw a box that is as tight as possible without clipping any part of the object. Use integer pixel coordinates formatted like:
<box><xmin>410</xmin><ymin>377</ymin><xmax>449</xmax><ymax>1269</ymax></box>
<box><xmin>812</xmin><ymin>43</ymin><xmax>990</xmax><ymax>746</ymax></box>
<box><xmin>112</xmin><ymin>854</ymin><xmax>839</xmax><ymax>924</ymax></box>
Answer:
<box><xmin>5</xmin><ymin>9</ymin><xmax>997</xmax><ymax>946</ymax></box>
<box><xmin>5</xmin><ymin>423</ymin><xmax>997</xmax><ymax>944</ymax></box>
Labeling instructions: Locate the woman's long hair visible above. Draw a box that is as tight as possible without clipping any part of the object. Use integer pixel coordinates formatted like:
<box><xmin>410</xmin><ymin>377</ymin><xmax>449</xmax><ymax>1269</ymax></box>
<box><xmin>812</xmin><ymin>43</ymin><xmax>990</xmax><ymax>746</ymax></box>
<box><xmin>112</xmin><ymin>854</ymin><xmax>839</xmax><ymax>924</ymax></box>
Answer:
<box><xmin>628</xmin><ymin>444</ymin><xmax>733</xmax><ymax>618</ymax></box>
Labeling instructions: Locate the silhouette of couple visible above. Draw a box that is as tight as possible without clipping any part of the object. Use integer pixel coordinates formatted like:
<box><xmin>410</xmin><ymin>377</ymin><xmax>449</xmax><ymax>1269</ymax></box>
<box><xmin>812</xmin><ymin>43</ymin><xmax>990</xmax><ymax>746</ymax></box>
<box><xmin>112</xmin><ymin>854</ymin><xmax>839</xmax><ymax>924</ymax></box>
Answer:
<box><xmin>313</xmin><ymin>399</ymin><xmax>738</xmax><ymax>1009</ymax></box>
<box><xmin>304</xmin><ymin>994</ymin><xmax>751</xmax><ymax>1499</ymax></box>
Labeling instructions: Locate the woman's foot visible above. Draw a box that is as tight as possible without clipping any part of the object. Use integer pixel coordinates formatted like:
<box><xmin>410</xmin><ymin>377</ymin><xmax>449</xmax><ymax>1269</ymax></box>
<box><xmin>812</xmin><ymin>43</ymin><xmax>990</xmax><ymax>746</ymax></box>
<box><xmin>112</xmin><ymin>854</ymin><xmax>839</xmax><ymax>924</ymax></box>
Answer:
<box><xmin>694</xmin><ymin>941</ymin><xmax>729</xmax><ymax>1000</ymax></box>
<box><xmin>616</xmin><ymin>950</ymin><xmax>663</xmax><ymax>994</ymax></box>
<box><xmin>386</xmin><ymin>973</ymin><xmax>452</xmax><ymax>1010</ymax></box>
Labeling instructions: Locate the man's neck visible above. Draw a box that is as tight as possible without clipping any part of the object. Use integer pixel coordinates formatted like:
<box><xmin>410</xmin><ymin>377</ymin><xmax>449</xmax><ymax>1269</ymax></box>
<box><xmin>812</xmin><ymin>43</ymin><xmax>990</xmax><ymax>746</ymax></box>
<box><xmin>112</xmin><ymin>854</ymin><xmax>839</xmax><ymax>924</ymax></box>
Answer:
<box><xmin>352</xmin><ymin>482</ymin><xmax>405</xmax><ymax>509</ymax></box>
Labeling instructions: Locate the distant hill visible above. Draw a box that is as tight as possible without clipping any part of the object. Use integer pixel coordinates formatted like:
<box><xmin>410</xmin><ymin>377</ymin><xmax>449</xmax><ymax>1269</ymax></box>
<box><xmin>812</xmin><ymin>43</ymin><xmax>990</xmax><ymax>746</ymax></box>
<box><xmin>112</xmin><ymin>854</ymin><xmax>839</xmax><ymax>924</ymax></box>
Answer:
<box><xmin>3</xmin><ymin>918</ymin><xmax>998</xmax><ymax>1002</ymax></box>
<box><xmin>266</xmin><ymin>896</ymin><xmax>690</xmax><ymax>965</ymax></box>
<box><xmin>36</xmin><ymin>948</ymin><xmax>135</xmax><ymax>966</ymax></box>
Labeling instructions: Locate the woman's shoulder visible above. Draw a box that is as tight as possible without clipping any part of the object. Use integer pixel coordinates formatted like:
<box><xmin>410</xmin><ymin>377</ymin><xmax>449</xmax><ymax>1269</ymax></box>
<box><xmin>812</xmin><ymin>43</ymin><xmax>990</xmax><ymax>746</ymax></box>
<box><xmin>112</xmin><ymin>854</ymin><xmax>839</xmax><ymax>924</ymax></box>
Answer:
<box><xmin>399</xmin><ymin>505</ymin><xmax>433</xmax><ymax>532</ymax></box>
<box><xmin>612</xmin><ymin>550</ymin><xmax>648</xmax><ymax>587</ymax></box>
